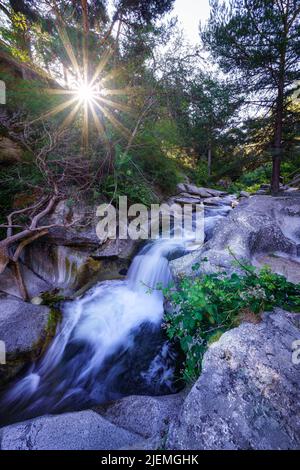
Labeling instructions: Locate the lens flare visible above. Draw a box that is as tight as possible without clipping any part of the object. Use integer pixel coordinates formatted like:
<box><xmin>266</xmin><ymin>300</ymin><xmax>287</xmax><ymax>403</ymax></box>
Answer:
<box><xmin>76</xmin><ymin>82</ymin><xmax>97</xmax><ymax>103</ymax></box>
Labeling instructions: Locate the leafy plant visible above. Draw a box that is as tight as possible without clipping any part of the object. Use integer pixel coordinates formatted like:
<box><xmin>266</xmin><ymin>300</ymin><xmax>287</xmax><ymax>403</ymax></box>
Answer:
<box><xmin>161</xmin><ymin>260</ymin><xmax>300</xmax><ymax>382</ymax></box>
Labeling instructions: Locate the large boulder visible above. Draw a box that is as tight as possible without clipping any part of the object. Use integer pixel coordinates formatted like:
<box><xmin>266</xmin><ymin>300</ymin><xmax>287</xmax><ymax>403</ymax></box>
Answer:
<box><xmin>0</xmin><ymin>295</ymin><xmax>55</xmax><ymax>384</ymax></box>
<box><xmin>167</xmin><ymin>309</ymin><xmax>300</xmax><ymax>450</ymax></box>
<box><xmin>0</xmin><ymin>263</ymin><xmax>51</xmax><ymax>300</ymax></box>
<box><xmin>0</xmin><ymin>410</ymin><xmax>140</xmax><ymax>450</ymax></box>
<box><xmin>0</xmin><ymin>393</ymin><xmax>186</xmax><ymax>450</ymax></box>
<box><xmin>21</xmin><ymin>200</ymin><xmax>141</xmax><ymax>294</ymax></box>
<box><xmin>170</xmin><ymin>195</ymin><xmax>300</xmax><ymax>280</ymax></box>
<box><xmin>40</xmin><ymin>199</ymin><xmax>102</xmax><ymax>247</ymax></box>
<box><xmin>95</xmin><ymin>392</ymin><xmax>186</xmax><ymax>441</ymax></box>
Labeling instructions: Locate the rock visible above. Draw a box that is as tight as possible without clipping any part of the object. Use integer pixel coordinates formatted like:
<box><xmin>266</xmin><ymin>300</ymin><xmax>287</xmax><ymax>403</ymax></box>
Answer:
<box><xmin>20</xmin><ymin>200</ymin><xmax>141</xmax><ymax>295</ymax></box>
<box><xmin>170</xmin><ymin>195</ymin><xmax>300</xmax><ymax>280</ymax></box>
<box><xmin>0</xmin><ymin>137</ymin><xmax>23</xmax><ymax>164</ymax></box>
<box><xmin>41</xmin><ymin>200</ymin><xmax>101</xmax><ymax>247</ymax></box>
<box><xmin>167</xmin><ymin>309</ymin><xmax>300</xmax><ymax>450</ymax></box>
<box><xmin>204</xmin><ymin>187</ymin><xmax>228</xmax><ymax>197</ymax></box>
<box><xmin>184</xmin><ymin>184</ymin><xmax>214</xmax><ymax>198</ymax></box>
<box><xmin>0</xmin><ymin>410</ymin><xmax>141</xmax><ymax>450</ymax></box>
<box><xmin>93</xmin><ymin>238</ymin><xmax>140</xmax><ymax>260</ymax></box>
<box><xmin>285</xmin><ymin>187</ymin><xmax>300</xmax><ymax>193</ymax></box>
<box><xmin>176</xmin><ymin>183</ymin><xmax>187</xmax><ymax>193</ymax></box>
<box><xmin>176</xmin><ymin>184</ymin><xmax>228</xmax><ymax>199</ymax></box>
<box><xmin>0</xmin><ymin>263</ymin><xmax>51</xmax><ymax>300</ymax></box>
<box><xmin>203</xmin><ymin>196</ymin><xmax>231</xmax><ymax>206</ymax></box>
<box><xmin>170</xmin><ymin>252</ymin><xmax>201</xmax><ymax>280</ymax></box>
<box><xmin>21</xmin><ymin>237</ymin><xmax>139</xmax><ymax>296</ymax></box>
<box><xmin>0</xmin><ymin>295</ymin><xmax>53</xmax><ymax>384</ymax></box>
<box><xmin>30</xmin><ymin>296</ymin><xmax>43</xmax><ymax>306</ymax></box>
<box><xmin>176</xmin><ymin>192</ymin><xmax>202</xmax><ymax>201</ymax></box>
<box><xmin>256</xmin><ymin>189</ymin><xmax>268</xmax><ymax>195</ymax></box>
<box><xmin>289</xmin><ymin>174</ymin><xmax>300</xmax><ymax>187</ymax></box>
<box><xmin>240</xmin><ymin>191</ymin><xmax>250</xmax><ymax>198</ymax></box>
<box><xmin>253</xmin><ymin>253</ymin><xmax>300</xmax><ymax>284</ymax></box>
<box><xmin>174</xmin><ymin>196</ymin><xmax>203</xmax><ymax>205</ymax></box>
<box><xmin>95</xmin><ymin>392</ymin><xmax>186</xmax><ymax>441</ymax></box>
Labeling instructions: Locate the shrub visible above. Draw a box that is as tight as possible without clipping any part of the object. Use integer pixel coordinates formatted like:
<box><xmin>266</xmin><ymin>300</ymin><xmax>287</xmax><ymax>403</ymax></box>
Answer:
<box><xmin>160</xmin><ymin>259</ymin><xmax>300</xmax><ymax>383</ymax></box>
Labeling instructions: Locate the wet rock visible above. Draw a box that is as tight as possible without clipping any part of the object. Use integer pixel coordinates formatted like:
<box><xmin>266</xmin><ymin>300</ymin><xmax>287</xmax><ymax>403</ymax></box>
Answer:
<box><xmin>0</xmin><ymin>295</ymin><xmax>53</xmax><ymax>384</ymax></box>
<box><xmin>0</xmin><ymin>410</ymin><xmax>141</xmax><ymax>450</ymax></box>
<box><xmin>167</xmin><ymin>309</ymin><xmax>300</xmax><ymax>450</ymax></box>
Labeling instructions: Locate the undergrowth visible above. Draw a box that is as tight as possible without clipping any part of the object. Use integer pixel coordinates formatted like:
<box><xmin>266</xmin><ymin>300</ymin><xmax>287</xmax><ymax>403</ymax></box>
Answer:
<box><xmin>160</xmin><ymin>257</ymin><xmax>300</xmax><ymax>383</ymax></box>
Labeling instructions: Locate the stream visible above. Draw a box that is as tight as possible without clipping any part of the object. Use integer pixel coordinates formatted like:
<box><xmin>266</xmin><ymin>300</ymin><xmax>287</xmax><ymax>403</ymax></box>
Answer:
<box><xmin>0</xmin><ymin>200</ymin><xmax>234</xmax><ymax>425</ymax></box>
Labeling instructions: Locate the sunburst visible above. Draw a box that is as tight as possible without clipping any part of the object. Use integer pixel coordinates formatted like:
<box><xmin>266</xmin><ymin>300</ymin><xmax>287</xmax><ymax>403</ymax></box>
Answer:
<box><xmin>38</xmin><ymin>12</ymin><xmax>136</xmax><ymax>152</ymax></box>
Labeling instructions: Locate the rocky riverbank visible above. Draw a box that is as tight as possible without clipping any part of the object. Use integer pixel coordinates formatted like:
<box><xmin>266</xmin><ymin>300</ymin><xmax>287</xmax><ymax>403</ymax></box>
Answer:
<box><xmin>1</xmin><ymin>309</ymin><xmax>299</xmax><ymax>450</ymax></box>
<box><xmin>0</xmin><ymin>187</ymin><xmax>300</xmax><ymax>450</ymax></box>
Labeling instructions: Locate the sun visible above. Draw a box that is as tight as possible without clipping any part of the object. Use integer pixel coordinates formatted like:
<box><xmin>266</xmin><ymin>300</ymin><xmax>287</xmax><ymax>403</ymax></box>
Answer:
<box><xmin>75</xmin><ymin>82</ymin><xmax>100</xmax><ymax>104</ymax></box>
<box><xmin>76</xmin><ymin>83</ymin><xmax>94</xmax><ymax>103</ymax></box>
<box><xmin>39</xmin><ymin>17</ymin><xmax>136</xmax><ymax>151</ymax></box>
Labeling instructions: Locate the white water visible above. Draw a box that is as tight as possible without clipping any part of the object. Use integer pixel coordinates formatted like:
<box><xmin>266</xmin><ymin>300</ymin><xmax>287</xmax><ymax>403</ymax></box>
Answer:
<box><xmin>1</xmin><ymin>203</ymin><xmax>231</xmax><ymax>423</ymax></box>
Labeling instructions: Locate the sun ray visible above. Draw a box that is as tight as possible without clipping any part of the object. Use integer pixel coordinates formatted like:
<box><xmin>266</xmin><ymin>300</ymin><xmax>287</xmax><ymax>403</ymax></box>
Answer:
<box><xmin>36</xmin><ymin>96</ymin><xmax>79</xmax><ymax>122</ymax></box>
<box><xmin>39</xmin><ymin>6</ymin><xmax>137</xmax><ymax>153</ymax></box>
<box><xmin>100</xmin><ymin>66</ymin><xmax>125</xmax><ymax>85</ymax></box>
<box><xmin>96</xmin><ymin>96</ymin><xmax>134</xmax><ymax>114</ymax></box>
<box><xmin>89</xmin><ymin>102</ymin><xmax>109</xmax><ymax>145</ymax></box>
<box><xmin>90</xmin><ymin>49</ymin><xmax>114</xmax><ymax>87</ymax></box>
<box><xmin>92</xmin><ymin>99</ymin><xmax>130</xmax><ymax>139</ymax></box>
<box><xmin>45</xmin><ymin>89</ymin><xmax>76</xmax><ymax>96</ymax></box>
<box><xmin>59</xmin><ymin>100</ymin><xmax>82</xmax><ymax>130</ymax></box>
<box><xmin>55</xmin><ymin>24</ymin><xmax>81</xmax><ymax>79</ymax></box>
<box><xmin>102</xmin><ymin>87</ymin><xmax>141</xmax><ymax>97</ymax></box>
<box><xmin>82</xmin><ymin>99</ymin><xmax>89</xmax><ymax>151</ymax></box>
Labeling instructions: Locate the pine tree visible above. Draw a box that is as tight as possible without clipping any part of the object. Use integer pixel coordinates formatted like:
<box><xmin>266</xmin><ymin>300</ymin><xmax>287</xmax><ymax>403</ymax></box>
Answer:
<box><xmin>201</xmin><ymin>0</ymin><xmax>300</xmax><ymax>193</ymax></box>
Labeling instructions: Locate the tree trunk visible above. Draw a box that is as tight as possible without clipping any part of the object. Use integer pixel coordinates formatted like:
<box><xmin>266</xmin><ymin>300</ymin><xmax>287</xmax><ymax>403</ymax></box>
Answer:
<box><xmin>208</xmin><ymin>144</ymin><xmax>212</xmax><ymax>177</ymax></box>
<box><xmin>271</xmin><ymin>81</ymin><xmax>284</xmax><ymax>195</ymax></box>
<box><xmin>271</xmin><ymin>13</ymin><xmax>288</xmax><ymax>196</ymax></box>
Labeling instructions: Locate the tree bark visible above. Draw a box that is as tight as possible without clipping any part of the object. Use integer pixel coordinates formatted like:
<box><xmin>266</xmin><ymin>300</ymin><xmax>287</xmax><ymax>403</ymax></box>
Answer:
<box><xmin>271</xmin><ymin>79</ymin><xmax>284</xmax><ymax>195</ymax></box>
<box><xmin>208</xmin><ymin>143</ymin><xmax>212</xmax><ymax>177</ymax></box>
<box><xmin>271</xmin><ymin>7</ymin><xmax>288</xmax><ymax>195</ymax></box>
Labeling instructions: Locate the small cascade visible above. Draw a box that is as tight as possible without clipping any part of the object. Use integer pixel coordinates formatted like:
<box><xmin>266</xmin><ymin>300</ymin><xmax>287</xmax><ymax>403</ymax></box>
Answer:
<box><xmin>0</xmin><ymin>199</ymin><xmax>232</xmax><ymax>424</ymax></box>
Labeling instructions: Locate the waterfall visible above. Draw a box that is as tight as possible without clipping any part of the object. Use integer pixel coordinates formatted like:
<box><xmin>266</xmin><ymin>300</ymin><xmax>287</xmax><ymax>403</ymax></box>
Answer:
<box><xmin>0</xmin><ymin>203</ymin><xmax>231</xmax><ymax>424</ymax></box>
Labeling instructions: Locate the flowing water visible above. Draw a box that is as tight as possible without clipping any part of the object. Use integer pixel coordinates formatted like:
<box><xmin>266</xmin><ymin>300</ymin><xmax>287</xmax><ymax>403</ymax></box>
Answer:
<box><xmin>0</xmin><ymin>202</ymin><xmax>233</xmax><ymax>425</ymax></box>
